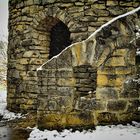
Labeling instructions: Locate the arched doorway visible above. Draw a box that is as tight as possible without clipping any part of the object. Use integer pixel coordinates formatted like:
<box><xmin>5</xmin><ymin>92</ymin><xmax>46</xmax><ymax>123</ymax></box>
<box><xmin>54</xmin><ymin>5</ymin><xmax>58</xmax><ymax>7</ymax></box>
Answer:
<box><xmin>49</xmin><ymin>21</ymin><xmax>71</xmax><ymax>59</ymax></box>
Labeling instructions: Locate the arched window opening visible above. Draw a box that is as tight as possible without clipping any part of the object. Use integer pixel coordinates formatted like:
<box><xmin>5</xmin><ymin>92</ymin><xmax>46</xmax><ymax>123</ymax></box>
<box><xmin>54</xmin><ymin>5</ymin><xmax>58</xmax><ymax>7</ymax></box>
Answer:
<box><xmin>49</xmin><ymin>21</ymin><xmax>71</xmax><ymax>59</ymax></box>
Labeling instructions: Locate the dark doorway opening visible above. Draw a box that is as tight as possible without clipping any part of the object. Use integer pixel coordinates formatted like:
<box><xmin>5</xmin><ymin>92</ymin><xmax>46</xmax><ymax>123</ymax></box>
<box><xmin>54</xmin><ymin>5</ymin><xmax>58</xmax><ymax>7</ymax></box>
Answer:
<box><xmin>49</xmin><ymin>21</ymin><xmax>71</xmax><ymax>59</ymax></box>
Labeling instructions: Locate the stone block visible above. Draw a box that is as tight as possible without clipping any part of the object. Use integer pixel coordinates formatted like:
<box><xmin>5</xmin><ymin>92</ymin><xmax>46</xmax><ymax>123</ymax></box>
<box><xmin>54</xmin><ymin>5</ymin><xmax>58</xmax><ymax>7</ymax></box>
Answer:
<box><xmin>73</xmin><ymin>65</ymin><xmax>89</xmax><ymax>73</ymax></box>
<box><xmin>56</xmin><ymin>69</ymin><xmax>73</xmax><ymax>78</ymax></box>
<box><xmin>16</xmin><ymin>64</ymin><xmax>26</xmax><ymax>71</ymax></box>
<box><xmin>48</xmin><ymin>69</ymin><xmax>57</xmax><ymax>77</ymax></box>
<box><xmin>84</xmin><ymin>9</ymin><xmax>96</xmax><ymax>16</ymax></box>
<box><xmin>42</xmin><ymin>58</ymin><xmax>57</xmax><ymax>69</ymax></box>
<box><xmin>25</xmin><ymin>0</ymin><xmax>34</xmax><ymax>6</ymax></box>
<box><xmin>91</xmin><ymin>4</ymin><xmax>106</xmax><ymax>9</ymax></box>
<box><xmin>27</xmin><ymin>71</ymin><xmax>37</xmax><ymax>77</ymax></box>
<box><xmin>78</xmin><ymin>98</ymin><xmax>106</xmax><ymax>111</ymax></box>
<box><xmin>126</xmin><ymin>50</ymin><xmax>136</xmax><ymax>65</ymax></box>
<box><xmin>106</xmin><ymin>1</ymin><xmax>119</xmax><ymax>6</ymax></box>
<box><xmin>97</xmin><ymin>112</ymin><xmax>118</xmax><ymax>124</ymax></box>
<box><xmin>107</xmin><ymin>6</ymin><xmax>127</xmax><ymax>16</ymax></box>
<box><xmin>112</xmin><ymin>49</ymin><xmax>129</xmax><ymax>56</ymax></box>
<box><xmin>29</xmin><ymin>58</ymin><xmax>43</xmax><ymax>65</ymax></box>
<box><xmin>97</xmin><ymin>74</ymin><xmax>108</xmax><ymax>86</ymax></box>
<box><xmin>88</xmin><ymin>26</ymin><xmax>96</xmax><ymax>32</ymax></box>
<box><xmin>119</xmin><ymin>1</ymin><xmax>133</xmax><ymax>6</ymax></box>
<box><xmin>77</xmin><ymin>87</ymin><xmax>93</xmax><ymax>92</ymax></box>
<box><xmin>97</xmin><ymin>67</ymin><xmax>115</xmax><ymax>75</ymax></box>
<box><xmin>39</xmin><ymin>86</ymin><xmax>48</xmax><ymax>93</ymax></box>
<box><xmin>105</xmin><ymin>57</ymin><xmax>126</xmax><ymax>67</ymax></box>
<box><xmin>34</xmin><ymin>0</ymin><xmax>41</xmax><ymax>5</ymax></box>
<box><xmin>79</xmin><ymin>79</ymin><xmax>93</xmax><ymax>84</ymax></box>
<box><xmin>67</xmin><ymin>112</ymin><xmax>94</xmax><ymax>126</ymax></box>
<box><xmin>47</xmin><ymin>78</ymin><xmax>57</xmax><ymax>86</ymax></box>
<box><xmin>68</xmin><ymin>7</ymin><xmax>84</xmax><ymax>13</ymax></box>
<box><xmin>71</xmin><ymin>32</ymin><xmax>88</xmax><ymax>42</ymax></box>
<box><xmin>96</xmin><ymin>87</ymin><xmax>119</xmax><ymax>100</ymax></box>
<box><xmin>23</xmin><ymin>50</ymin><xmax>40</xmax><ymax>58</ymax></box>
<box><xmin>57</xmin><ymin>78</ymin><xmax>75</xmax><ymax>87</ymax></box>
<box><xmin>57</xmin><ymin>87</ymin><xmax>74</xmax><ymax>96</ymax></box>
<box><xmin>115</xmin><ymin>66</ymin><xmax>136</xmax><ymax>75</ymax></box>
<box><xmin>48</xmin><ymin>101</ymin><xmax>59</xmax><ymax>111</ymax></box>
<box><xmin>71</xmin><ymin>42</ymin><xmax>87</xmax><ymax>66</ymax></box>
<box><xmin>37</xmin><ymin>70</ymin><xmax>48</xmax><ymax>78</ymax></box>
<box><xmin>126</xmin><ymin>100</ymin><xmax>140</xmax><ymax>113</ymax></box>
<box><xmin>74</xmin><ymin>73</ymin><xmax>90</xmax><ymax>79</ymax></box>
<box><xmin>19</xmin><ymin>58</ymin><xmax>29</xmax><ymax>64</ymax></box>
<box><xmin>26</xmin><ymin>84</ymin><xmax>39</xmax><ymax>93</ymax></box>
<box><xmin>56</xmin><ymin>48</ymin><xmax>72</xmax><ymax>69</ymax></box>
<box><xmin>80</xmin><ymin>16</ymin><xmax>98</xmax><ymax>22</ymax></box>
<box><xmin>93</xmin><ymin>9</ymin><xmax>110</xmax><ymax>17</ymax></box>
<box><xmin>107</xmin><ymin>100</ymin><xmax>127</xmax><ymax>112</ymax></box>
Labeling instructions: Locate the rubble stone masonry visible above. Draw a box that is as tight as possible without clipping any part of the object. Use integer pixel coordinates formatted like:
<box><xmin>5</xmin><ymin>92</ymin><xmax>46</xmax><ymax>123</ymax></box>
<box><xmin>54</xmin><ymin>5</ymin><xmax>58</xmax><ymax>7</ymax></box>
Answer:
<box><xmin>7</xmin><ymin>0</ymin><xmax>140</xmax><ymax>129</ymax></box>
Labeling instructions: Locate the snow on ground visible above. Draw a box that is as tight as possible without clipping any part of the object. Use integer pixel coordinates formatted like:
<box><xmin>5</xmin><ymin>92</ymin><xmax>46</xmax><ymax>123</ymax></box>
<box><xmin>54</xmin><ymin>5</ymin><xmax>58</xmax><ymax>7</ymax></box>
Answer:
<box><xmin>0</xmin><ymin>89</ymin><xmax>24</xmax><ymax>121</ymax></box>
<box><xmin>28</xmin><ymin>124</ymin><xmax>140</xmax><ymax>140</ymax></box>
<box><xmin>1</xmin><ymin>88</ymin><xmax>140</xmax><ymax>140</ymax></box>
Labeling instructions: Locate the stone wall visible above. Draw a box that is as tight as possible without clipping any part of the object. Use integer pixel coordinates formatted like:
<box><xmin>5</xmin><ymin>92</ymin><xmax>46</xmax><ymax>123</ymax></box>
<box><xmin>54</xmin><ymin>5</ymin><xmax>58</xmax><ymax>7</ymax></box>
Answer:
<box><xmin>37</xmin><ymin>9</ymin><xmax>140</xmax><ymax>129</ymax></box>
<box><xmin>7</xmin><ymin>0</ymin><xmax>140</xmax><ymax>118</ymax></box>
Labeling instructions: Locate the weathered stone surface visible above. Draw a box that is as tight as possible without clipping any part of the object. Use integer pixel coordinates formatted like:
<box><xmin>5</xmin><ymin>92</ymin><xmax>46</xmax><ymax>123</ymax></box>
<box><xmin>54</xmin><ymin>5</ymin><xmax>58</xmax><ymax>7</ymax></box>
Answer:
<box><xmin>8</xmin><ymin>0</ymin><xmax>140</xmax><ymax>129</ymax></box>
<box><xmin>96</xmin><ymin>87</ymin><xmax>119</xmax><ymax>100</ymax></box>
<box><xmin>107</xmin><ymin>100</ymin><xmax>127</xmax><ymax>112</ymax></box>
<box><xmin>97</xmin><ymin>112</ymin><xmax>118</xmax><ymax>124</ymax></box>
<box><xmin>57</xmin><ymin>78</ymin><xmax>75</xmax><ymax>87</ymax></box>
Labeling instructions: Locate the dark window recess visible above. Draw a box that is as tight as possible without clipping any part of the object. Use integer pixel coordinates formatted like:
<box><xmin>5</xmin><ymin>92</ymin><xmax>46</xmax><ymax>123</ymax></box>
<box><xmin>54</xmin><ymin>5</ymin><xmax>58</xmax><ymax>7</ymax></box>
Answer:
<box><xmin>136</xmin><ymin>55</ymin><xmax>140</xmax><ymax>65</ymax></box>
<box><xmin>49</xmin><ymin>21</ymin><xmax>71</xmax><ymax>59</ymax></box>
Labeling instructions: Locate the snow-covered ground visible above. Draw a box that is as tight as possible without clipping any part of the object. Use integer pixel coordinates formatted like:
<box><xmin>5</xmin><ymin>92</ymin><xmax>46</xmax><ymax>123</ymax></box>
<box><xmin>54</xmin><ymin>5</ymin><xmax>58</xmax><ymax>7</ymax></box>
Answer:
<box><xmin>0</xmin><ymin>88</ymin><xmax>23</xmax><ymax>121</ymax></box>
<box><xmin>0</xmin><ymin>89</ymin><xmax>140</xmax><ymax>140</ymax></box>
<box><xmin>28</xmin><ymin>124</ymin><xmax>140</xmax><ymax>140</ymax></box>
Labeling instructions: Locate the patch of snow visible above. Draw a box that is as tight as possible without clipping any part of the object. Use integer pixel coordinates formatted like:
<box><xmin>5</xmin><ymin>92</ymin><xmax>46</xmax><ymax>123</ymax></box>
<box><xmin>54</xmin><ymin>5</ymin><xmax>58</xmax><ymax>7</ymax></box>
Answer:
<box><xmin>28</xmin><ymin>124</ymin><xmax>140</xmax><ymax>140</ymax></box>
<box><xmin>0</xmin><ymin>90</ymin><xmax>7</xmax><ymax>116</ymax></box>
<box><xmin>0</xmin><ymin>89</ymin><xmax>25</xmax><ymax>121</ymax></box>
<box><xmin>2</xmin><ymin>110</ymin><xmax>24</xmax><ymax>121</ymax></box>
<box><xmin>136</xmin><ymin>48</ymin><xmax>140</xmax><ymax>56</ymax></box>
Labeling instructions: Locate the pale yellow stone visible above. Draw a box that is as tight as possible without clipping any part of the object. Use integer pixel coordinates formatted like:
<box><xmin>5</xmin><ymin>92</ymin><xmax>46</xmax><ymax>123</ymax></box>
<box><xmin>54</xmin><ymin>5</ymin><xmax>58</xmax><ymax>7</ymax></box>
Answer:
<box><xmin>16</xmin><ymin>25</ymin><xmax>24</xmax><ymax>31</ymax></box>
<box><xmin>97</xmin><ymin>74</ymin><xmax>125</xmax><ymax>87</ymax></box>
<box><xmin>18</xmin><ymin>58</ymin><xmax>29</xmax><ymax>64</ymax></box>
<box><xmin>106</xmin><ymin>1</ymin><xmax>118</xmax><ymax>6</ymax></box>
<box><xmin>71</xmin><ymin>42</ymin><xmax>87</xmax><ymax>66</ymax></box>
<box><xmin>97</xmin><ymin>47</ymin><xmax>110</xmax><ymax>67</ymax></box>
<box><xmin>97</xmin><ymin>68</ymin><xmax>115</xmax><ymax>75</ymax></box>
<box><xmin>105</xmin><ymin>57</ymin><xmax>126</xmax><ymax>67</ymax></box>
<box><xmin>97</xmin><ymin>75</ymin><xmax>108</xmax><ymax>86</ymax></box>
<box><xmin>112</xmin><ymin>49</ymin><xmax>129</xmax><ymax>56</ymax></box>
<box><xmin>57</xmin><ymin>78</ymin><xmax>76</xmax><ymax>86</ymax></box>
<box><xmin>88</xmin><ymin>26</ymin><xmax>96</xmax><ymax>32</ymax></box>
<box><xmin>29</xmin><ymin>58</ymin><xmax>43</xmax><ymax>65</ymax></box>
<box><xmin>115</xmin><ymin>77</ymin><xmax>125</xmax><ymax>86</ymax></box>
<box><xmin>92</xmin><ymin>4</ymin><xmax>105</xmax><ymax>9</ymax></box>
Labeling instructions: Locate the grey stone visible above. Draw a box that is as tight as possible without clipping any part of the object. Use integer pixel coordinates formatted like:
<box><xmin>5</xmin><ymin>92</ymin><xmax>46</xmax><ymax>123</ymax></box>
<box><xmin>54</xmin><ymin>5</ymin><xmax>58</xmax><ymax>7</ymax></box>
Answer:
<box><xmin>107</xmin><ymin>100</ymin><xmax>127</xmax><ymax>112</ymax></box>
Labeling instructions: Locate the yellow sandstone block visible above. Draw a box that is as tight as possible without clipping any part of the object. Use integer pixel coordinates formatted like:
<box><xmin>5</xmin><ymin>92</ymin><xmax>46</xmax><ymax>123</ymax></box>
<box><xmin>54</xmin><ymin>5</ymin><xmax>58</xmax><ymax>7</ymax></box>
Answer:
<box><xmin>57</xmin><ymin>78</ymin><xmax>76</xmax><ymax>86</ymax></box>
<box><xmin>97</xmin><ymin>75</ymin><xmax>108</xmax><ymax>86</ymax></box>
<box><xmin>97</xmin><ymin>74</ymin><xmax>125</xmax><ymax>87</ymax></box>
<box><xmin>112</xmin><ymin>49</ymin><xmax>129</xmax><ymax>56</ymax></box>
<box><xmin>105</xmin><ymin>57</ymin><xmax>126</xmax><ymax>67</ymax></box>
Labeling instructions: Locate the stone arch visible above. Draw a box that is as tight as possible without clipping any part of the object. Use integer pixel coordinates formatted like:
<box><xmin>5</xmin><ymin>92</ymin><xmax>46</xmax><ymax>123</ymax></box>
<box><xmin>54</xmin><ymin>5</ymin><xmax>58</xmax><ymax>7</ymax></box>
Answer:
<box><xmin>36</xmin><ymin>16</ymin><xmax>71</xmax><ymax>59</ymax></box>
<box><xmin>49</xmin><ymin>21</ymin><xmax>71</xmax><ymax>59</ymax></box>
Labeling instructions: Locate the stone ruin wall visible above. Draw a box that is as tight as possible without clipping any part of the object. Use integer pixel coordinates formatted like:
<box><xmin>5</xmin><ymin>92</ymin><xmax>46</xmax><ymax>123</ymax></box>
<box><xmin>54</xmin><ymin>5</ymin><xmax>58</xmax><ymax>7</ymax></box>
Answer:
<box><xmin>7</xmin><ymin>0</ymin><xmax>140</xmax><ymax>128</ymax></box>
<box><xmin>37</xmin><ymin>11</ymin><xmax>140</xmax><ymax>129</ymax></box>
